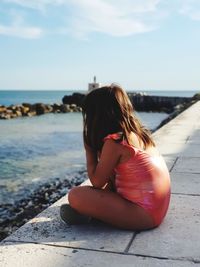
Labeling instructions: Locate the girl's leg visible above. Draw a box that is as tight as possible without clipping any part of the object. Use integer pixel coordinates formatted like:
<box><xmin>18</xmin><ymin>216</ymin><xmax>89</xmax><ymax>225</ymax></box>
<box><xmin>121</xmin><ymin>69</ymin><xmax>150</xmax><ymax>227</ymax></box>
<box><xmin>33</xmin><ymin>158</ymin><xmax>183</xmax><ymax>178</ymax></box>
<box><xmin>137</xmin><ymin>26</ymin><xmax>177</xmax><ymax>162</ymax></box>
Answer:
<box><xmin>68</xmin><ymin>186</ymin><xmax>154</xmax><ymax>230</ymax></box>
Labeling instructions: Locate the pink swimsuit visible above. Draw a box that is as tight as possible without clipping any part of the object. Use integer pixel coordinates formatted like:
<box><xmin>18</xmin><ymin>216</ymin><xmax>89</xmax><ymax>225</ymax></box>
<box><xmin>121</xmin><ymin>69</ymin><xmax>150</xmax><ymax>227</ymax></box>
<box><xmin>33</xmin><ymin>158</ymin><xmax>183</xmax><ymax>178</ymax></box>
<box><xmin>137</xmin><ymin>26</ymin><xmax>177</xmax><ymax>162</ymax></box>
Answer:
<box><xmin>104</xmin><ymin>133</ymin><xmax>171</xmax><ymax>227</ymax></box>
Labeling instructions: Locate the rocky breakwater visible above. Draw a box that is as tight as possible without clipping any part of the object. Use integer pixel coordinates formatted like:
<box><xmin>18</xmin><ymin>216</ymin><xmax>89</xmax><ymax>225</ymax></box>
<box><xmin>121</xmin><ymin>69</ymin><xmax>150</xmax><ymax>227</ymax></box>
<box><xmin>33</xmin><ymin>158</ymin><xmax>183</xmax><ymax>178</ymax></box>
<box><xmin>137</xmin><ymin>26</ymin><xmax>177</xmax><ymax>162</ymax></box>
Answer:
<box><xmin>62</xmin><ymin>92</ymin><xmax>194</xmax><ymax>113</ymax></box>
<box><xmin>155</xmin><ymin>93</ymin><xmax>200</xmax><ymax>130</ymax></box>
<box><xmin>0</xmin><ymin>102</ymin><xmax>82</xmax><ymax>120</ymax></box>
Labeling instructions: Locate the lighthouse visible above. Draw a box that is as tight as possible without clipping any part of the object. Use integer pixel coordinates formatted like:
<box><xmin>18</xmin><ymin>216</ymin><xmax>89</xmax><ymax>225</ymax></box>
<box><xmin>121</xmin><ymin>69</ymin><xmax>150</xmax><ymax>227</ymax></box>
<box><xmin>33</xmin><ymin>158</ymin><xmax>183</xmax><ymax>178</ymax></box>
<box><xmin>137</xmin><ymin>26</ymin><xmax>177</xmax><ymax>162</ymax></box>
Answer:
<box><xmin>88</xmin><ymin>76</ymin><xmax>101</xmax><ymax>92</ymax></box>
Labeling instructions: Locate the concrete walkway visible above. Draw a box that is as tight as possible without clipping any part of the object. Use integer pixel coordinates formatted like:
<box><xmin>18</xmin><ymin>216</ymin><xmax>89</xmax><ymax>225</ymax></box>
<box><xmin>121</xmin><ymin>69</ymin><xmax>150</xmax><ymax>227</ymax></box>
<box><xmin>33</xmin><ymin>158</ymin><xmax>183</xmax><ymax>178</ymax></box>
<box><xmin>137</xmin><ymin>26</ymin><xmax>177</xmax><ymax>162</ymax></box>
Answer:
<box><xmin>1</xmin><ymin>101</ymin><xmax>200</xmax><ymax>267</ymax></box>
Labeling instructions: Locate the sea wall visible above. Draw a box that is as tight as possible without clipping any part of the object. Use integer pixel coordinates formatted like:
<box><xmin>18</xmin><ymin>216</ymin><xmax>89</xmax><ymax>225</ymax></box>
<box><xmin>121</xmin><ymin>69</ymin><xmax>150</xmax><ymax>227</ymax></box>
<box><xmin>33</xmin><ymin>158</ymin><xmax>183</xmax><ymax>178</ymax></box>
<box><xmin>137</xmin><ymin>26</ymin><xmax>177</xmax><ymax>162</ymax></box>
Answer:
<box><xmin>127</xmin><ymin>94</ymin><xmax>192</xmax><ymax>113</ymax></box>
<box><xmin>0</xmin><ymin>92</ymin><xmax>199</xmax><ymax>120</ymax></box>
<box><xmin>62</xmin><ymin>92</ymin><xmax>194</xmax><ymax>113</ymax></box>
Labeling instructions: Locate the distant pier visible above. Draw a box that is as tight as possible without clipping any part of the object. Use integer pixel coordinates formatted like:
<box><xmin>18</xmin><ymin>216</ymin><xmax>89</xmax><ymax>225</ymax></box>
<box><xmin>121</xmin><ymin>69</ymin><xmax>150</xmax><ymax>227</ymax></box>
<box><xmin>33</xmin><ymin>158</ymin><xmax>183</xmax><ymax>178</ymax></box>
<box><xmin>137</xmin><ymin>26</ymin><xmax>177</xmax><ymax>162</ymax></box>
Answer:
<box><xmin>62</xmin><ymin>92</ymin><xmax>193</xmax><ymax>113</ymax></box>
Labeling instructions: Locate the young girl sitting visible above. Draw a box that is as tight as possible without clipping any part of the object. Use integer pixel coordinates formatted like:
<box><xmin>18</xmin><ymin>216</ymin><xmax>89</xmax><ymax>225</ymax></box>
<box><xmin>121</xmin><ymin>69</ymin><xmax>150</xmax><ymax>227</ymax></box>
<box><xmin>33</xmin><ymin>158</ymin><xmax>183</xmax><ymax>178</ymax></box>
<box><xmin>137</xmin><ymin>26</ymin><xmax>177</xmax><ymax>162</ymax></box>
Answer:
<box><xmin>60</xmin><ymin>85</ymin><xmax>171</xmax><ymax>230</ymax></box>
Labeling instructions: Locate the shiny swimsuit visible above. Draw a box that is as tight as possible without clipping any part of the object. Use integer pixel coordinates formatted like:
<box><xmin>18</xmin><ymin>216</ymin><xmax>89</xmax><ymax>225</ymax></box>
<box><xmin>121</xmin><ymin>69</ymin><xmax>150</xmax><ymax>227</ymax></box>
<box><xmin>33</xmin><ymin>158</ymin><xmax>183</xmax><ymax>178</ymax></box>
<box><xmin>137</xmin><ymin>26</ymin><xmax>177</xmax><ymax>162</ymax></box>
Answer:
<box><xmin>104</xmin><ymin>133</ymin><xmax>171</xmax><ymax>227</ymax></box>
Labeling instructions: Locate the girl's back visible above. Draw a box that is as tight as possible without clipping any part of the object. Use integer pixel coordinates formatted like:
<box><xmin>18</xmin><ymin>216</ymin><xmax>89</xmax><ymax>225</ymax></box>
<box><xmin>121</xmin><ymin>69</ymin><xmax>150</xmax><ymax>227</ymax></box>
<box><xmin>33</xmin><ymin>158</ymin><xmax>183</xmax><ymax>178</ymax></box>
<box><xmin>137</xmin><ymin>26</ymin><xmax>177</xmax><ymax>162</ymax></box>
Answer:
<box><xmin>104</xmin><ymin>132</ymin><xmax>171</xmax><ymax>227</ymax></box>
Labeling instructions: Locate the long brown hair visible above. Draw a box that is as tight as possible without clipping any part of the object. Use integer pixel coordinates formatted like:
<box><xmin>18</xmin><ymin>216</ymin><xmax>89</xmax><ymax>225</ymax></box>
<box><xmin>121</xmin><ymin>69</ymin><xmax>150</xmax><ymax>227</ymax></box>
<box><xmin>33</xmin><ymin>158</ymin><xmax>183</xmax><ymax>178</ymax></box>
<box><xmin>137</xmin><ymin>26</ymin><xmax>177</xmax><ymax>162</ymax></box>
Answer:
<box><xmin>82</xmin><ymin>84</ymin><xmax>155</xmax><ymax>151</ymax></box>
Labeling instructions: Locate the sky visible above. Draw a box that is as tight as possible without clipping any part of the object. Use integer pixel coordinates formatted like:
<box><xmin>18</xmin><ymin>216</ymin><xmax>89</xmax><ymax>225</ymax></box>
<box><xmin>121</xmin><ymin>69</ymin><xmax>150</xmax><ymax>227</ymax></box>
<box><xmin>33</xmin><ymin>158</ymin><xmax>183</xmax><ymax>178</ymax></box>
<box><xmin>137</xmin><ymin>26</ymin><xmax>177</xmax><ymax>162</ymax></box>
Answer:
<box><xmin>0</xmin><ymin>0</ymin><xmax>200</xmax><ymax>91</ymax></box>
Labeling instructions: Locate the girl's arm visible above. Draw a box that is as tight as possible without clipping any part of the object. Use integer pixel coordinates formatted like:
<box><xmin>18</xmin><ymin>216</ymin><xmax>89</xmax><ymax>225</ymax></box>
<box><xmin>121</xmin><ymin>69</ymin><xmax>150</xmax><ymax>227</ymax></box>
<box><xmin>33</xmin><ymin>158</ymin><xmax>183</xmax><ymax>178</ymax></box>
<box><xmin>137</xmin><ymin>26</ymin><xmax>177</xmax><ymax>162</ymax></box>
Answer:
<box><xmin>103</xmin><ymin>173</ymin><xmax>116</xmax><ymax>191</ymax></box>
<box><xmin>84</xmin><ymin>140</ymin><xmax>121</xmax><ymax>189</ymax></box>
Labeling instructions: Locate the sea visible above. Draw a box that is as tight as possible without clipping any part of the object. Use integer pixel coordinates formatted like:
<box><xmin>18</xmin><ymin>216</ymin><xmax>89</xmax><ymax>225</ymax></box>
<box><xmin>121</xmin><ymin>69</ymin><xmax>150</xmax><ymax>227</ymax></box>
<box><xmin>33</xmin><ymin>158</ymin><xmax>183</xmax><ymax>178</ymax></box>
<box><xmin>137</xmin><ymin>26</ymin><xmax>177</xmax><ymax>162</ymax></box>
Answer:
<box><xmin>0</xmin><ymin>90</ymin><xmax>198</xmax><ymax>205</ymax></box>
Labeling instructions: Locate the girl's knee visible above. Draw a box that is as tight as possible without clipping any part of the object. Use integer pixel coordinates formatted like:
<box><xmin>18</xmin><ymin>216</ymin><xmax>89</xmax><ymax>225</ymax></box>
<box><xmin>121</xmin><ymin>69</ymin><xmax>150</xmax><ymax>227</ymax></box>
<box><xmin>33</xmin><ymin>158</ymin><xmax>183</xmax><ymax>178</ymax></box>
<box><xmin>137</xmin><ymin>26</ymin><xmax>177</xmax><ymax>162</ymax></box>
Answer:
<box><xmin>68</xmin><ymin>186</ymin><xmax>91</xmax><ymax>209</ymax></box>
<box><xmin>68</xmin><ymin>186</ymin><xmax>80</xmax><ymax>208</ymax></box>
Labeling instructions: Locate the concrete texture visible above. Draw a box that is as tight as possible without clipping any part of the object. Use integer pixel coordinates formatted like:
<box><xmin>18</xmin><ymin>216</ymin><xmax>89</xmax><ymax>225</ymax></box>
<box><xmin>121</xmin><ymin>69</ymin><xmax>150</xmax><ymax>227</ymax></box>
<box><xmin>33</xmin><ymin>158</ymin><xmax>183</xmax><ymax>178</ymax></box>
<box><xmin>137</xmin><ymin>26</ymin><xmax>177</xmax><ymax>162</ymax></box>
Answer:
<box><xmin>173</xmin><ymin>157</ymin><xmax>200</xmax><ymax>173</ymax></box>
<box><xmin>1</xmin><ymin>196</ymin><xmax>133</xmax><ymax>252</ymax></box>
<box><xmin>1</xmin><ymin>101</ymin><xmax>200</xmax><ymax>267</ymax></box>
<box><xmin>171</xmin><ymin>172</ymin><xmax>200</xmax><ymax>195</ymax></box>
<box><xmin>1</xmin><ymin>242</ymin><xmax>196</xmax><ymax>267</ymax></box>
<box><xmin>129</xmin><ymin>194</ymin><xmax>200</xmax><ymax>262</ymax></box>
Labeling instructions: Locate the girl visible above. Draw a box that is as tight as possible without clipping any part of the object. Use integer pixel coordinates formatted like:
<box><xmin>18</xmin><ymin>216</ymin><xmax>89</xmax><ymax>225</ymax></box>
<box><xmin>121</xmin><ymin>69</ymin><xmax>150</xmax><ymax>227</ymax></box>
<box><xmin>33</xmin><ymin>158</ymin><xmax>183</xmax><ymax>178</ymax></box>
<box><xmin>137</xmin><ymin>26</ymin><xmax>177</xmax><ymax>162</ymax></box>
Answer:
<box><xmin>60</xmin><ymin>85</ymin><xmax>171</xmax><ymax>230</ymax></box>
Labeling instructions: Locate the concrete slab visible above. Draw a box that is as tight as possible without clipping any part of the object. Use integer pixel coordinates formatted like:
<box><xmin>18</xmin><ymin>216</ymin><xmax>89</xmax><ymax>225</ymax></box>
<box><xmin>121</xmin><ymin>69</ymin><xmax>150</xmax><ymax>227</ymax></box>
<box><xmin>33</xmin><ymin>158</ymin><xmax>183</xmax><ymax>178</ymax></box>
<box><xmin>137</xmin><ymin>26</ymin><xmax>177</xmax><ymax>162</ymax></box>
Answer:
<box><xmin>171</xmin><ymin>172</ymin><xmax>200</xmax><ymax>195</ymax></box>
<box><xmin>187</xmin><ymin>130</ymin><xmax>200</xmax><ymax>143</ymax></box>
<box><xmin>172</xmin><ymin>157</ymin><xmax>200</xmax><ymax>173</ymax></box>
<box><xmin>155</xmin><ymin>139</ymin><xmax>187</xmax><ymax>148</ymax></box>
<box><xmin>179</xmin><ymin>144</ymin><xmax>200</xmax><ymax>157</ymax></box>
<box><xmin>0</xmin><ymin>242</ymin><xmax>197</xmax><ymax>267</ymax></box>
<box><xmin>129</xmin><ymin>194</ymin><xmax>200</xmax><ymax>262</ymax></box>
<box><xmin>156</xmin><ymin>142</ymin><xmax>186</xmax><ymax>157</ymax></box>
<box><xmin>154</xmin><ymin>128</ymin><xmax>193</xmax><ymax>140</ymax></box>
<box><xmin>3</xmin><ymin>196</ymin><xmax>133</xmax><ymax>253</ymax></box>
<box><xmin>163</xmin><ymin>156</ymin><xmax>177</xmax><ymax>171</ymax></box>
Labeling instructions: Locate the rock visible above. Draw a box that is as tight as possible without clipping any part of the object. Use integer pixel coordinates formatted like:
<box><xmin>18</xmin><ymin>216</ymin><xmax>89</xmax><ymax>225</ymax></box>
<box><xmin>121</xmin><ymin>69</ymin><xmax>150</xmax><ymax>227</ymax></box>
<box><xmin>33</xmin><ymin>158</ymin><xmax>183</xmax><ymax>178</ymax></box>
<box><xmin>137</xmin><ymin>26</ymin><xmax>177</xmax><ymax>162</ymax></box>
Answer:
<box><xmin>77</xmin><ymin>106</ymin><xmax>82</xmax><ymax>112</ymax></box>
<box><xmin>6</xmin><ymin>109</ymin><xmax>13</xmax><ymax>115</ymax></box>
<box><xmin>22</xmin><ymin>103</ymin><xmax>33</xmax><ymax>109</ymax></box>
<box><xmin>33</xmin><ymin>103</ymin><xmax>48</xmax><ymax>115</ymax></box>
<box><xmin>192</xmin><ymin>93</ymin><xmax>200</xmax><ymax>100</ymax></box>
<box><xmin>60</xmin><ymin>104</ymin><xmax>71</xmax><ymax>113</ymax></box>
<box><xmin>0</xmin><ymin>113</ymin><xmax>11</xmax><ymax>119</ymax></box>
<box><xmin>15</xmin><ymin>110</ymin><xmax>22</xmax><ymax>117</ymax></box>
<box><xmin>62</xmin><ymin>93</ymin><xmax>85</xmax><ymax>106</ymax></box>
<box><xmin>46</xmin><ymin>105</ymin><xmax>53</xmax><ymax>113</ymax></box>
<box><xmin>52</xmin><ymin>103</ymin><xmax>61</xmax><ymax>113</ymax></box>
<box><xmin>10</xmin><ymin>114</ymin><xmax>17</xmax><ymax>119</ymax></box>
<box><xmin>0</xmin><ymin>105</ymin><xmax>6</xmax><ymax>113</ymax></box>
<box><xmin>27</xmin><ymin>111</ymin><xmax>36</xmax><ymax>117</ymax></box>
<box><xmin>21</xmin><ymin>106</ymin><xmax>30</xmax><ymax>116</ymax></box>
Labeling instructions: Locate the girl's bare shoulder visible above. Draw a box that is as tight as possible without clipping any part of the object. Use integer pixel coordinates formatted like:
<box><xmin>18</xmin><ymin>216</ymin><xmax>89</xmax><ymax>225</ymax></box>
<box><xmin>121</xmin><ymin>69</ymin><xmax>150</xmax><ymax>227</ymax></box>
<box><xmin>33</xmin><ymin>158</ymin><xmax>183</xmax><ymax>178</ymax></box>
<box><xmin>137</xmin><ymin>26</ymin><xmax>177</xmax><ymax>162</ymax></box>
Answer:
<box><xmin>103</xmin><ymin>138</ymin><xmax>123</xmax><ymax>153</ymax></box>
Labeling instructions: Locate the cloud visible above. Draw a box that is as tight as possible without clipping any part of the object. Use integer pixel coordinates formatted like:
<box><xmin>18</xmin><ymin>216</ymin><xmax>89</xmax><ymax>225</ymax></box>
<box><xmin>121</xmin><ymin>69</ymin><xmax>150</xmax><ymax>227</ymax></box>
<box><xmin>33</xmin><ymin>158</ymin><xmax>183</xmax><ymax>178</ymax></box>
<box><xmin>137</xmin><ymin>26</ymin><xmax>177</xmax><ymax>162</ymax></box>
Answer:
<box><xmin>0</xmin><ymin>24</ymin><xmax>42</xmax><ymax>39</ymax></box>
<box><xmin>180</xmin><ymin>0</ymin><xmax>200</xmax><ymax>21</ymax></box>
<box><xmin>66</xmin><ymin>0</ymin><xmax>162</xmax><ymax>37</ymax></box>
<box><xmin>1</xmin><ymin>1</ymin><xmax>200</xmax><ymax>41</ymax></box>
<box><xmin>1</xmin><ymin>0</ymin><xmax>164</xmax><ymax>38</ymax></box>
<box><xmin>3</xmin><ymin>0</ymin><xmax>66</xmax><ymax>11</ymax></box>
<box><xmin>0</xmin><ymin>13</ymin><xmax>43</xmax><ymax>39</ymax></box>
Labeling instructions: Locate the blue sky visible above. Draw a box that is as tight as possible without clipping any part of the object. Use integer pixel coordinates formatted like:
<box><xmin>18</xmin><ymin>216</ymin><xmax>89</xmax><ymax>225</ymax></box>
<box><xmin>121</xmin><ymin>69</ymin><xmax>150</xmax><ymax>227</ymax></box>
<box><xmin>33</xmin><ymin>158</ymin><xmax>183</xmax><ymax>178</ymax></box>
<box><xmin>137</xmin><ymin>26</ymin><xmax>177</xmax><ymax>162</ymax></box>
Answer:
<box><xmin>0</xmin><ymin>0</ymin><xmax>200</xmax><ymax>91</ymax></box>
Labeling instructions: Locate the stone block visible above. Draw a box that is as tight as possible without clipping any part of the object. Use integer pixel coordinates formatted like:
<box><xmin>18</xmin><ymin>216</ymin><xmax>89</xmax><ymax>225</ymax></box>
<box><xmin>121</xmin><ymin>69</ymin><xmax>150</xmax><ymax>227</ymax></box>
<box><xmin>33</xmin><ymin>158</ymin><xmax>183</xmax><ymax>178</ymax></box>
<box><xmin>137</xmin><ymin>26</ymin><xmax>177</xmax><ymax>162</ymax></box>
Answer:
<box><xmin>3</xmin><ymin>196</ymin><xmax>133</xmax><ymax>253</ymax></box>
<box><xmin>172</xmin><ymin>157</ymin><xmax>200</xmax><ymax>173</ymax></box>
<box><xmin>187</xmin><ymin>130</ymin><xmax>200</xmax><ymax>144</ymax></box>
<box><xmin>171</xmin><ymin>172</ymin><xmax>200</xmax><ymax>195</ymax></box>
<box><xmin>179</xmin><ymin>144</ymin><xmax>200</xmax><ymax>157</ymax></box>
<box><xmin>157</xmin><ymin>142</ymin><xmax>186</xmax><ymax>157</ymax></box>
<box><xmin>128</xmin><ymin>194</ymin><xmax>200</xmax><ymax>262</ymax></box>
<box><xmin>163</xmin><ymin>156</ymin><xmax>177</xmax><ymax>171</ymax></box>
<box><xmin>0</xmin><ymin>242</ymin><xmax>196</xmax><ymax>267</ymax></box>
